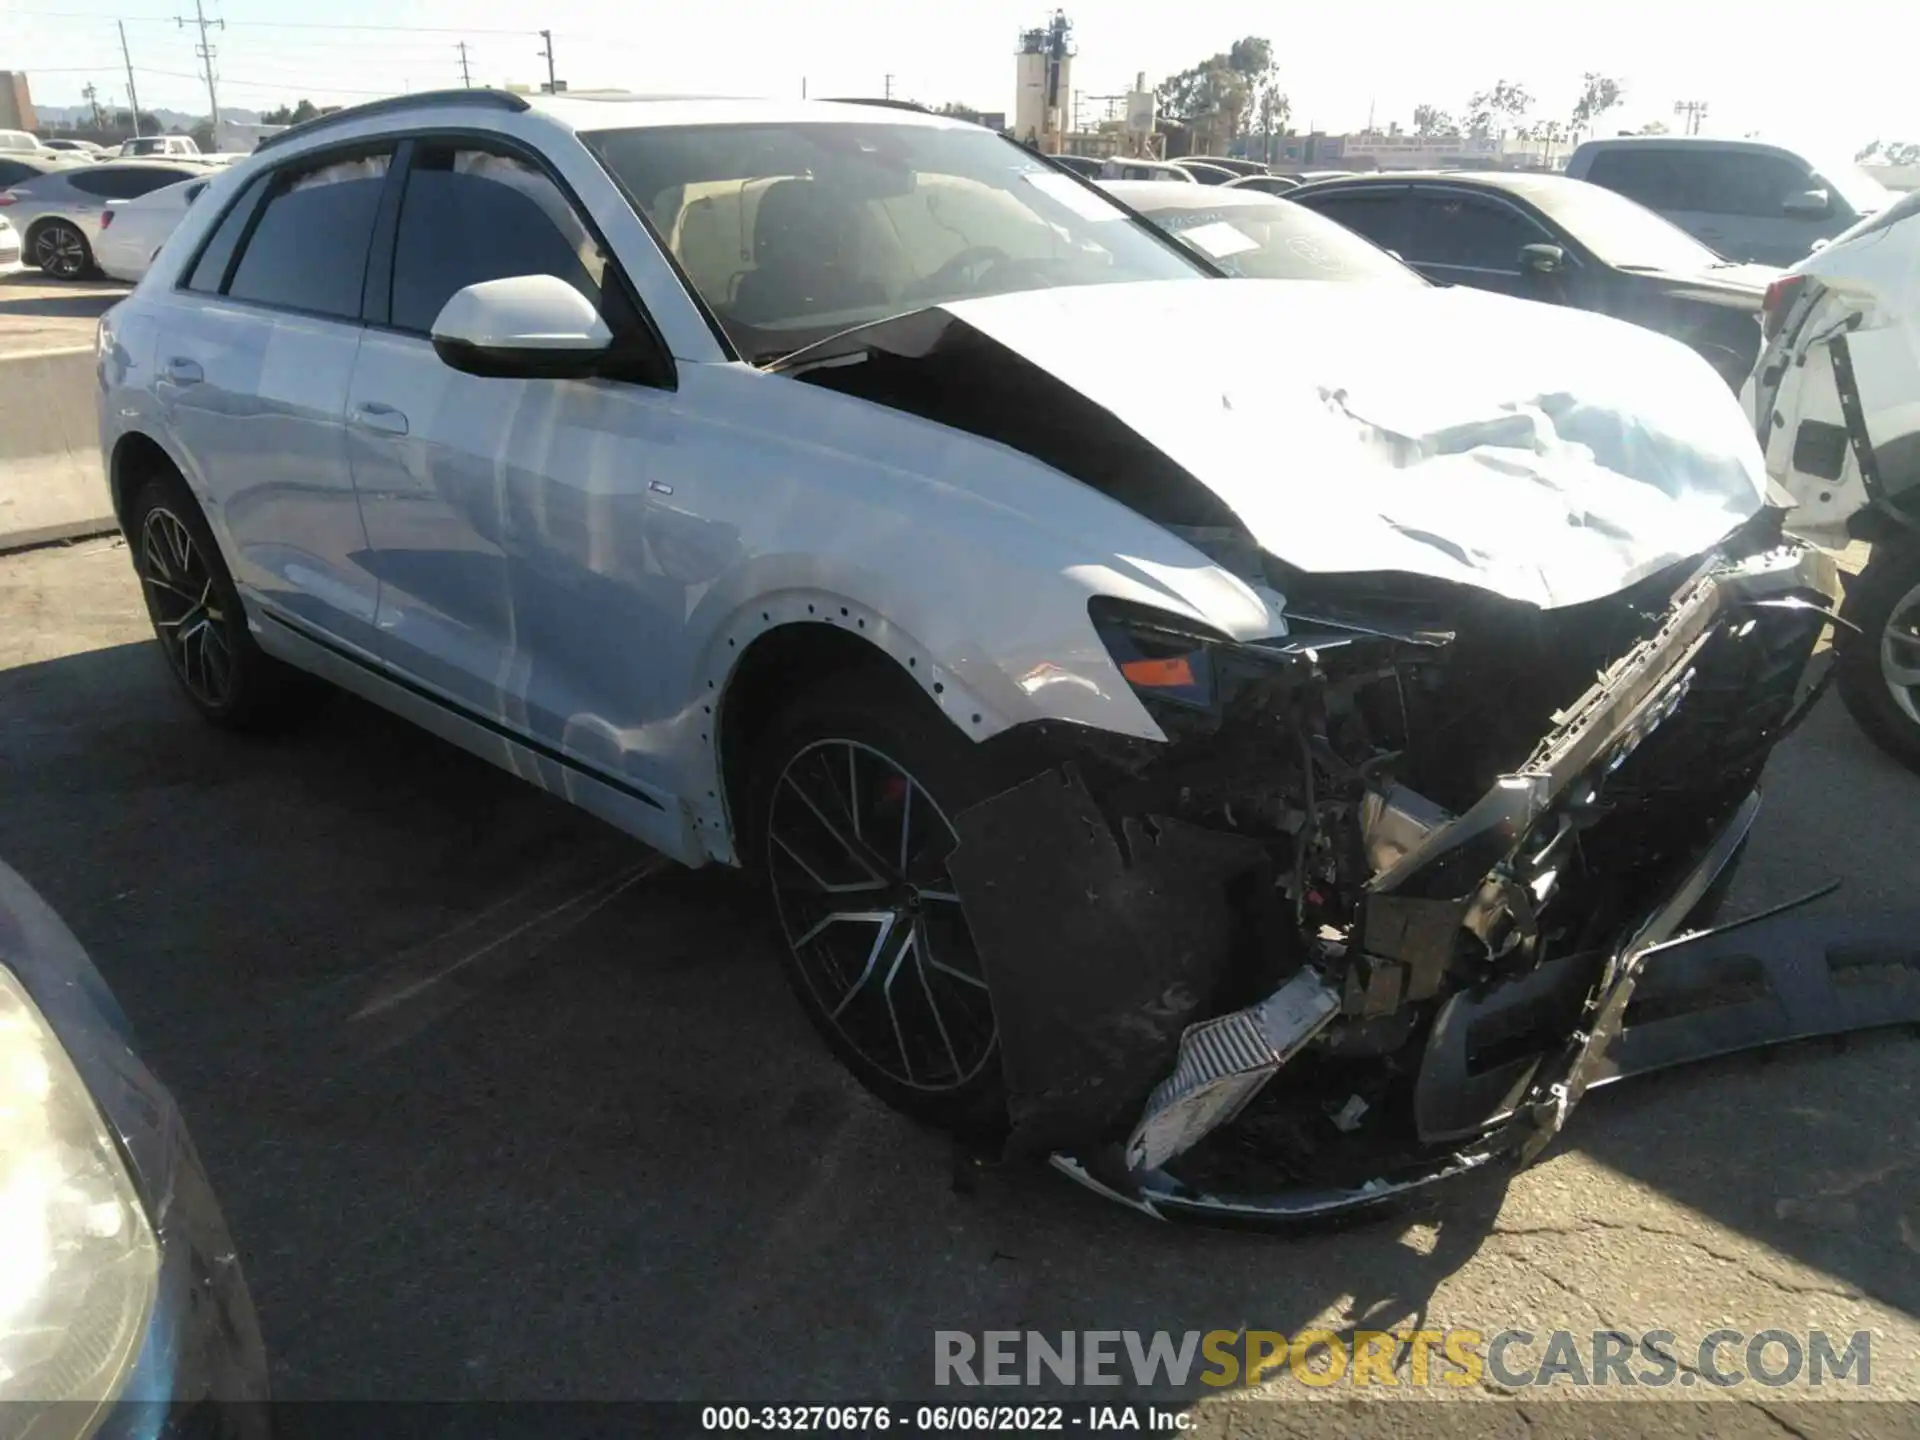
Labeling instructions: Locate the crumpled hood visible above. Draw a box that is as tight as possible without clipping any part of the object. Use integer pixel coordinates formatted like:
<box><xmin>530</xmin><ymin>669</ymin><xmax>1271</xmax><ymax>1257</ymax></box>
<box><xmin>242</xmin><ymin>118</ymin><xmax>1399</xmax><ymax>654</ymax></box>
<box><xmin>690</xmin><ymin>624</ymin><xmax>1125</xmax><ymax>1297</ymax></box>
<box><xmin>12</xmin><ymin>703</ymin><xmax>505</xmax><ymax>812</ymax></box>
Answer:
<box><xmin>941</xmin><ymin>279</ymin><xmax>1768</xmax><ymax>609</ymax></box>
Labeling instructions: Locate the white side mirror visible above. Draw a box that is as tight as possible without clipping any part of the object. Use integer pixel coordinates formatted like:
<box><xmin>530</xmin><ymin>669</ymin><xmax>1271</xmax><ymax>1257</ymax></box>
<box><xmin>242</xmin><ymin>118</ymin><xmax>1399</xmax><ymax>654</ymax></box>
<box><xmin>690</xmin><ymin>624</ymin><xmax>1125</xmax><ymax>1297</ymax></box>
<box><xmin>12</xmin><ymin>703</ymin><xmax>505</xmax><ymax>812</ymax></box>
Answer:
<box><xmin>430</xmin><ymin>274</ymin><xmax>612</xmax><ymax>380</ymax></box>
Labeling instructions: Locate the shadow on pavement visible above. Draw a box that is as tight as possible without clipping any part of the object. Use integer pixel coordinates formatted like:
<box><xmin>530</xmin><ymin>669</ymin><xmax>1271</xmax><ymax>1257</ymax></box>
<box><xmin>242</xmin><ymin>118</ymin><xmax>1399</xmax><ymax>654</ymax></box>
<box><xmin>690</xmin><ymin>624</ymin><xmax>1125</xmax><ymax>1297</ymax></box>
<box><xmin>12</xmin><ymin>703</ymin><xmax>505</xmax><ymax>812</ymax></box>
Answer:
<box><xmin>0</xmin><ymin>291</ymin><xmax>123</xmax><ymax>320</ymax></box>
<box><xmin>0</xmin><ymin>633</ymin><xmax>1913</xmax><ymax>1401</ymax></box>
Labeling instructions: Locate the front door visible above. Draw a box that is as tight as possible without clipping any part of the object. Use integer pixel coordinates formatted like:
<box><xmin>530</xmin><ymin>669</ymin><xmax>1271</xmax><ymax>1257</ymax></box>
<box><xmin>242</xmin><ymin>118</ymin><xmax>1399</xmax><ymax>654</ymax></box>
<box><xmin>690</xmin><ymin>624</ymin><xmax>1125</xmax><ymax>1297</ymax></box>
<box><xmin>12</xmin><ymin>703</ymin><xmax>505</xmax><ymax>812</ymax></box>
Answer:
<box><xmin>1397</xmin><ymin>190</ymin><xmax>1559</xmax><ymax>300</ymax></box>
<box><xmin>346</xmin><ymin>138</ymin><xmax>687</xmax><ymax>799</ymax></box>
<box><xmin>1663</xmin><ymin>149</ymin><xmax>1841</xmax><ymax>267</ymax></box>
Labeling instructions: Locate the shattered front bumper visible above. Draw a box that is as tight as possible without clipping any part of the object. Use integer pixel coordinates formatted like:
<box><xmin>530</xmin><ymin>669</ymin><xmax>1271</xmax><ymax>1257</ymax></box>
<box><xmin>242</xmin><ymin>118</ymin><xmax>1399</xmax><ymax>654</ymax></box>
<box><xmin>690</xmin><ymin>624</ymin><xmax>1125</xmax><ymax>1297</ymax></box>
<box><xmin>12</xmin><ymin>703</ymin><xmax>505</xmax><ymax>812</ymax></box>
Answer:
<box><xmin>1050</xmin><ymin>786</ymin><xmax>1763</xmax><ymax>1224</ymax></box>
<box><xmin>957</xmin><ymin>541</ymin><xmax>1852</xmax><ymax>1223</ymax></box>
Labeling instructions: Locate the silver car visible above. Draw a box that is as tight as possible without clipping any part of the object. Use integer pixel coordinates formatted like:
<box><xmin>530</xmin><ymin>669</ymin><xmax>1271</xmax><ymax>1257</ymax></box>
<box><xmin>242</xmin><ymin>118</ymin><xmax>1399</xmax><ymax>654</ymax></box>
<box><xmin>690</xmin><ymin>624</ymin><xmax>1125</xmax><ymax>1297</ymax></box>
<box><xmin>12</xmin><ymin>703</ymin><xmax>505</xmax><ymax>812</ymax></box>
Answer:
<box><xmin>0</xmin><ymin>858</ymin><xmax>270</xmax><ymax>1421</ymax></box>
<box><xmin>0</xmin><ymin>160</ymin><xmax>208</xmax><ymax>279</ymax></box>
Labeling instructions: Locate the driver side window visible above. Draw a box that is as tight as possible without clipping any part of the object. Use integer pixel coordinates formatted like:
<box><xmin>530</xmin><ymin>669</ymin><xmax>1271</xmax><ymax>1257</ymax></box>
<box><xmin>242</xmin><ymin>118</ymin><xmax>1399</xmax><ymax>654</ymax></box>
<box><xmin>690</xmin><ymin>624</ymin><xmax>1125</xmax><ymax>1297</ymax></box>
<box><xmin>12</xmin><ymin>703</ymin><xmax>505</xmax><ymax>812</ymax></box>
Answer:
<box><xmin>388</xmin><ymin>144</ymin><xmax>606</xmax><ymax>335</ymax></box>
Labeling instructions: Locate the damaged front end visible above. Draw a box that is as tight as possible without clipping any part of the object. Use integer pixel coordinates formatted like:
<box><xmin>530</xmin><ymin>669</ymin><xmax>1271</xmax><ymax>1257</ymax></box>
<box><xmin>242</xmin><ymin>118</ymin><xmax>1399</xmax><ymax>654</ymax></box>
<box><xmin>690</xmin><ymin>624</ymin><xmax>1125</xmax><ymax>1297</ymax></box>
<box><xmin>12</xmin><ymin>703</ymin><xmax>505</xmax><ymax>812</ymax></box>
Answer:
<box><xmin>948</xmin><ymin>509</ymin><xmax>1852</xmax><ymax>1221</ymax></box>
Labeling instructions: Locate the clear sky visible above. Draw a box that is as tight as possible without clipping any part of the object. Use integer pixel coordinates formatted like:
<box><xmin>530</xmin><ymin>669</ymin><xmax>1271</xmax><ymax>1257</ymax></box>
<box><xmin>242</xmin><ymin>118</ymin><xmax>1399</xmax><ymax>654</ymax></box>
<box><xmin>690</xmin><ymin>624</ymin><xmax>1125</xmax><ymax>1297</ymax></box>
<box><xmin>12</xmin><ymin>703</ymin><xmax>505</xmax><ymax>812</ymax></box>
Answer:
<box><xmin>7</xmin><ymin>0</ymin><xmax>1914</xmax><ymax>161</ymax></box>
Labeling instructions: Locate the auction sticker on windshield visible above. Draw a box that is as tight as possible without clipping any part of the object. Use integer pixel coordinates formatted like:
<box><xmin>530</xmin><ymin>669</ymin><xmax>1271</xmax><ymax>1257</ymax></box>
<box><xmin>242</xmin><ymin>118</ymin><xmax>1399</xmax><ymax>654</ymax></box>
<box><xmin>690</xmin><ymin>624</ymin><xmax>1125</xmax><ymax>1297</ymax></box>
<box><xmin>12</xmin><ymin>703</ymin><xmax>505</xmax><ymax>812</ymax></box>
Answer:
<box><xmin>1171</xmin><ymin>219</ymin><xmax>1261</xmax><ymax>259</ymax></box>
<box><xmin>1023</xmin><ymin>171</ymin><xmax>1123</xmax><ymax>221</ymax></box>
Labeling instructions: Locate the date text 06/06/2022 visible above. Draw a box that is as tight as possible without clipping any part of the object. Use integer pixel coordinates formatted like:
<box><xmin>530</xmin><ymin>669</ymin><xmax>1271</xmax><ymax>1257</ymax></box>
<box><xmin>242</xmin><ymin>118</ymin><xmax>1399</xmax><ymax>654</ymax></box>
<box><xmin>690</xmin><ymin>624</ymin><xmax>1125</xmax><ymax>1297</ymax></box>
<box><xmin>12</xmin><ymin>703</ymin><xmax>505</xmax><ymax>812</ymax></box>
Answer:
<box><xmin>700</xmin><ymin>1405</ymin><xmax>1191</xmax><ymax>1432</ymax></box>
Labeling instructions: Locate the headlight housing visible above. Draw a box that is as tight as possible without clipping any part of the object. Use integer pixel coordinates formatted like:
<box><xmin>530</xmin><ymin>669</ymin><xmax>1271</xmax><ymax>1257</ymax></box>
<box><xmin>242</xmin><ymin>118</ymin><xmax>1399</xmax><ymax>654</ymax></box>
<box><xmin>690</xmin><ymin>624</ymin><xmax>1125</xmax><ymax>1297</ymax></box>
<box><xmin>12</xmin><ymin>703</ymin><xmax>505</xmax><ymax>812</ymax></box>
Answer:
<box><xmin>0</xmin><ymin>965</ymin><xmax>159</xmax><ymax>1420</ymax></box>
<box><xmin>1089</xmin><ymin>597</ymin><xmax>1229</xmax><ymax>712</ymax></box>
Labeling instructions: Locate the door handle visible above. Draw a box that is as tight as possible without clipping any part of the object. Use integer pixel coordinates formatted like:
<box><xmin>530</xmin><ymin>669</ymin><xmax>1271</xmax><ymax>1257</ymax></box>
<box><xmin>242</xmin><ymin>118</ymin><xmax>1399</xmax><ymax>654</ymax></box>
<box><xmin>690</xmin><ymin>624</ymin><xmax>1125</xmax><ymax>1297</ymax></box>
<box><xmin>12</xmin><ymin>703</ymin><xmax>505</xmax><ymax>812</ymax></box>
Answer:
<box><xmin>163</xmin><ymin>356</ymin><xmax>202</xmax><ymax>385</ymax></box>
<box><xmin>352</xmin><ymin>401</ymin><xmax>409</xmax><ymax>437</ymax></box>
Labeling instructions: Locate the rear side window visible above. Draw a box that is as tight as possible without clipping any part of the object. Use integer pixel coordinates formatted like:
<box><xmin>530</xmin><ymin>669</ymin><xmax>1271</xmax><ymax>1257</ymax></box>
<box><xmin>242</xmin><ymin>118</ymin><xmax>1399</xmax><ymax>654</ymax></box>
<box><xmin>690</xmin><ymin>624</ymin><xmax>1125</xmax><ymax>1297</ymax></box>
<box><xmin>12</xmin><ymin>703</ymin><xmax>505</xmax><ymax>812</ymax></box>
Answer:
<box><xmin>67</xmin><ymin>167</ymin><xmax>191</xmax><ymax>200</ymax></box>
<box><xmin>226</xmin><ymin>151</ymin><xmax>391</xmax><ymax>319</ymax></box>
<box><xmin>387</xmin><ymin>145</ymin><xmax>605</xmax><ymax>334</ymax></box>
<box><xmin>184</xmin><ymin>172</ymin><xmax>269</xmax><ymax>293</ymax></box>
<box><xmin>1401</xmin><ymin>192</ymin><xmax>1549</xmax><ymax>268</ymax></box>
<box><xmin>1294</xmin><ymin>190</ymin><xmax>1407</xmax><ymax>251</ymax></box>
<box><xmin>0</xmin><ymin>159</ymin><xmax>40</xmax><ymax>187</ymax></box>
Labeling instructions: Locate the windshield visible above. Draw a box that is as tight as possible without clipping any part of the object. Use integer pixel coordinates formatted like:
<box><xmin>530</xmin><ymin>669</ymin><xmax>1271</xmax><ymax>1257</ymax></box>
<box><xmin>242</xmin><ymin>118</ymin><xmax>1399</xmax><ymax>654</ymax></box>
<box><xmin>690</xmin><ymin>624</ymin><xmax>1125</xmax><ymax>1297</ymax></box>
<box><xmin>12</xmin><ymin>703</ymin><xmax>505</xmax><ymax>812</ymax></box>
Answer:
<box><xmin>1125</xmin><ymin>191</ymin><xmax>1424</xmax><ymax>285</ymax></box>
<box><xmin>1528</xmin><ymin>179</ymin><xmax>1730</xmax><ymax>271</ymax></box>
<box><xmin>584</xmin><ymin>122</ymin><xmax>1208</xmax><ymax>361</ymax></box>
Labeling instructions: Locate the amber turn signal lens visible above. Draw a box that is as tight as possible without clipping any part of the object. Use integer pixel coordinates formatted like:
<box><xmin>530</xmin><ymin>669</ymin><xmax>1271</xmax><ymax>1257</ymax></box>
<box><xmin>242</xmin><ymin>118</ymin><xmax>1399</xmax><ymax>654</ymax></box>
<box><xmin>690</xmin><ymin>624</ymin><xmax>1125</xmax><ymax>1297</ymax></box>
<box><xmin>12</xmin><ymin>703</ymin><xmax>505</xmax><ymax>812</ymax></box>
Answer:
<box><xmin>1121</xmin><ymin>655</ymin><xmax>1197</xmax><ymax>688</ymax></box>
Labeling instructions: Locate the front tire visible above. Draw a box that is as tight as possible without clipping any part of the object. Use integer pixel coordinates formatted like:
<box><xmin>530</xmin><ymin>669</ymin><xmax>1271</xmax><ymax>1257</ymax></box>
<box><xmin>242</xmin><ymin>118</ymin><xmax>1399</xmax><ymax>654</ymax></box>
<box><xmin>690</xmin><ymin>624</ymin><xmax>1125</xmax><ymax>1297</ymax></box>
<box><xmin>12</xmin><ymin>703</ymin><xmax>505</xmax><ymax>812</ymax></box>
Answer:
<box><xmin>748</xmin><ymin>678</ymin><xmax>1012</xmax><ymax>1135</ymax></box>
<box><xmin>126</xmin><ymin>470</ymin><xmax>307</xmax><ymax>730</ymax></box>
<box><xmin>1835</xmin><ymin>536</ymin><xmax>1920</xmax><ymax>775</ymax></box>
<box><xmin>31</xmin><ymin>221</ymin><xmax>93</xmax><ymax>280</ymax></box>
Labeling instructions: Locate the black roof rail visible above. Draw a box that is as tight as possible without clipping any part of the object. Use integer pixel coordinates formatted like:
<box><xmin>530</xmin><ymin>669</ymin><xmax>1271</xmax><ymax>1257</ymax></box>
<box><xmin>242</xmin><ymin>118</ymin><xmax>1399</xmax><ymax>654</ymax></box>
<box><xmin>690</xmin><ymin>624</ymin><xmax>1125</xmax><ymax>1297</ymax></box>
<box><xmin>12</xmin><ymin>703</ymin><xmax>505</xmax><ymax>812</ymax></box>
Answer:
<box><xmin>254</xmin><ymin>88</ymin><xmax>530</xmax><ymax>154</ymax></box>
<box><xmin>817</xmin><ymin>97</ymin><xmax>933</xmax><ymax>114</ymax></box>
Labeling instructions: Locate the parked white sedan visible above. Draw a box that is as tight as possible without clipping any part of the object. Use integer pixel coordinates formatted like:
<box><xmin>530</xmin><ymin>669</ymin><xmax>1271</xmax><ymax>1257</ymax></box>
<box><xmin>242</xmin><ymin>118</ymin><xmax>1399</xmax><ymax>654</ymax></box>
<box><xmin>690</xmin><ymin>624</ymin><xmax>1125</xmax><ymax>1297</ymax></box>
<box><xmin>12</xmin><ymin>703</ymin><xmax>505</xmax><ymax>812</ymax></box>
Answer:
<box><xmin>0</xmin><ymin>213</ymin><xmax>22</xmax><ymax>276</ymax></box>
<box><xmin>96</xmin><ymin>174</ymin><xmax>210</xmax><ymax>283</ymax></box>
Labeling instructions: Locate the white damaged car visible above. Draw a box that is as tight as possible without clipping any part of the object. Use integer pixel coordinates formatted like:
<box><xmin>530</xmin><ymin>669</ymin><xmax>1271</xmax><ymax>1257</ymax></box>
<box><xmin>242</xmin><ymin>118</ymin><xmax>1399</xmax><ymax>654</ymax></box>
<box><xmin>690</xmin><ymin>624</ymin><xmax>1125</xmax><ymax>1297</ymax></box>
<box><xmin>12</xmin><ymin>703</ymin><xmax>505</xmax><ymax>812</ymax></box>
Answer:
<box><xmin>1745</xmin><ymin>189</ymin><xmax>1920</xmax><ymax>772</ymax></box>
<box><xmin>96</xmin><ymin>92</ymin><xmax>1844</xmax><ymax>1220</ymax></box>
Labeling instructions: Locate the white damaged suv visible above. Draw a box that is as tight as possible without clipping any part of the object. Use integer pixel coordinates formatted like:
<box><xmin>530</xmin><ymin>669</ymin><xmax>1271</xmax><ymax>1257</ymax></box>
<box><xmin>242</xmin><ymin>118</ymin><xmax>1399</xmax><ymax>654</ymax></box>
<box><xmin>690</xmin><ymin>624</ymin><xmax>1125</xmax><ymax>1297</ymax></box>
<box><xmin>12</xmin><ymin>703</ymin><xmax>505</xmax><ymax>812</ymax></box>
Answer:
<box><xmin>97</xmin><ymin>91</ymin><xmax>1842</xmax><ymax>1220</ymax></box>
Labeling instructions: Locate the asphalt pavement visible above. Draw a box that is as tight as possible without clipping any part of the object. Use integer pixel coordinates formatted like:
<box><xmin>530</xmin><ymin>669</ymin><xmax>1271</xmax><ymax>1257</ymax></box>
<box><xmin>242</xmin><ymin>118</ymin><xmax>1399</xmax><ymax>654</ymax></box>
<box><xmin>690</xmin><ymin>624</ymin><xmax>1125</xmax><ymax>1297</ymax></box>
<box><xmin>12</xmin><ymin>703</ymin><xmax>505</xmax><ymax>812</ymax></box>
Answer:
<box><xmin>0</xmin><ymin>268</ymin><xmax>123</xmax><ymax>352</ymax></box>
<box><xmin>3</xmin><ymin>537</ymin><xmax>1918</xmax><ymax>1431</ymax></box>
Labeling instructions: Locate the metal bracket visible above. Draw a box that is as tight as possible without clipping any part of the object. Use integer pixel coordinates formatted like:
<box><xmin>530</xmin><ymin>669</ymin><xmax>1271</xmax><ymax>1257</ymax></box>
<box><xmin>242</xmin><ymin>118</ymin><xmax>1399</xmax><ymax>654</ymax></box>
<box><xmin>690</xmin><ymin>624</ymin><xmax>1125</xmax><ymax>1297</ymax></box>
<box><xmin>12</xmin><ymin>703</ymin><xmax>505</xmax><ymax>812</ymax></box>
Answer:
<box><xmin>1831</xmin><ymin>333</ymin><xmax>1920</xmax><ymax>534</ymax></box>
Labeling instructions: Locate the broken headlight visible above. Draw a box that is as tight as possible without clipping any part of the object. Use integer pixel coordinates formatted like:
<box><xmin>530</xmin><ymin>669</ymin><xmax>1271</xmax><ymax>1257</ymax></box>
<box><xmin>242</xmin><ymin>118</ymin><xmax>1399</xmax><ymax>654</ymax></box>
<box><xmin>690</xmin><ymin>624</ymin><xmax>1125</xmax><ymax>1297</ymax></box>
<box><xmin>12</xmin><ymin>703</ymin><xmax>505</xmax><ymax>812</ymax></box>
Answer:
<box><xmin>0</xmin><ymin>966</ymin><xmax>159</xmax><ymax>1423</ymax></box>
<box><xmin>1089</xmin><ymin>598</ymin><xmax>1232</xmax><ymax>712</ymax></box>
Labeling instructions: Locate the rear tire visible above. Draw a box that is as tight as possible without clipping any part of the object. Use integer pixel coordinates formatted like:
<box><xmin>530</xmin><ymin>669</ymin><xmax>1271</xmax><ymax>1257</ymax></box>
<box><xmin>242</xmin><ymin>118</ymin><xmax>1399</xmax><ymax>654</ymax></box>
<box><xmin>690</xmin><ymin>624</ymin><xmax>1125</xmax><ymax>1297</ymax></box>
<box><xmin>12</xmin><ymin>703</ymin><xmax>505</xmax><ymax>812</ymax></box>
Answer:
<box><xmin>746</xmin><ymin>673</ymin><xmax>1015</xmax><ymax>1135</ymax></box>
<box><xmin>126</xmin><ymin>469</ymin><xmax>309</xmax><ymax>731</ymax></box>
<box><xmin>30</xmin><ymin>220</ymin><xmax>93</xmax><ymax>280</ymax></box>
<box><xmin>1835</xmin><ymin>536</ymin><xmax>1920</xmax><ymax>776</ymax></box>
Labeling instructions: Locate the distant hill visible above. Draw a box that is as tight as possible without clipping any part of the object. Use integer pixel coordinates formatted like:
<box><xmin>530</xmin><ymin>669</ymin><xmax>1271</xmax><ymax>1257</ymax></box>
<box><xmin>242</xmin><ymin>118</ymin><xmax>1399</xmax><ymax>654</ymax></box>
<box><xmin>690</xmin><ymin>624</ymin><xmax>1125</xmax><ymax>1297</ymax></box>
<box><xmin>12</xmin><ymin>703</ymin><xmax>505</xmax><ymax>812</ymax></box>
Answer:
<box><xmin>34</xmin><ymin>102</ymin><xmax>262</xmax><ymax>131</ymax></box>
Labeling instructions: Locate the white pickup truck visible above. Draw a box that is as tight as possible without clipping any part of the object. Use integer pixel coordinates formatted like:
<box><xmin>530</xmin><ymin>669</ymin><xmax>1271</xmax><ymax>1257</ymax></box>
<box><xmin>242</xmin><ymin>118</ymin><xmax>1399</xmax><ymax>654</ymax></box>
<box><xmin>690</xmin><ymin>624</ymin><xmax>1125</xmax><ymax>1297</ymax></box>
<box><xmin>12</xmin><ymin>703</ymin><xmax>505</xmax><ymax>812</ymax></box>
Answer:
<box><xmin>118</xmin><ymin>134</ymin><xmax>202</xmax><ymax>158</ymax></box>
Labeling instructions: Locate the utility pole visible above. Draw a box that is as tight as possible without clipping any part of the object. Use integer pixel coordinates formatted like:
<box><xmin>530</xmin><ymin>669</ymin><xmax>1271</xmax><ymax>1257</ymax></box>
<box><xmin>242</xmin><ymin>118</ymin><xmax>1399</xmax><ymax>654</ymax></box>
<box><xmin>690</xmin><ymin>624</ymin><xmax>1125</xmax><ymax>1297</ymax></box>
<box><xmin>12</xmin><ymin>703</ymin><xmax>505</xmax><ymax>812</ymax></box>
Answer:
<box><xmin>883</xmin><ymin>73</ymin><xmax>894</xmax><ymax>100</ymax></box>
<box><xmin>118</xmin><ymin>20</ymin><xmax>143</xmax><ymax>135</ymax></box>
<box><xmin>456</xmin><ymin>41</ymin><xmax>472</xmax><ymax>88</ymax></box>
<box><xmin>82</xmin><ymin>81</ymin><xmax>102</xmax><ymax>129</ymax></box>
<box><xmin>175</xmin><ymin>0</ymin><xmax>224</xmax><ymax>137</ymax></box>
<box><xmin>1673</xmin><ymin>99</ymin><xmax>1709</xmax><ymax>135</ymax></box>
<box><xmin>538</xmin><ymin>29</ymin><xmax>558</xmax><ymax>93</ymax></box>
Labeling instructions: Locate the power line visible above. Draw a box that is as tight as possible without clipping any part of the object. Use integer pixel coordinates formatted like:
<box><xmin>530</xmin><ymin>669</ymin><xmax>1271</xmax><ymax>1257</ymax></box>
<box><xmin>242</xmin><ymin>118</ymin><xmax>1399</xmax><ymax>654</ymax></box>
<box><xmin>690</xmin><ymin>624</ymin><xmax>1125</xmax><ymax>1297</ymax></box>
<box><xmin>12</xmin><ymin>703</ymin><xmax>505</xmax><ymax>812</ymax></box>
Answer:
<box><xmin>129</xmin><ymin>65</ymin><xmax>388</xmax><ymax>94</ymax></box>
<box><xmin>10</xmin><ymin>9</ymin><xmax>536</xmax><ymax>32</ymax></box>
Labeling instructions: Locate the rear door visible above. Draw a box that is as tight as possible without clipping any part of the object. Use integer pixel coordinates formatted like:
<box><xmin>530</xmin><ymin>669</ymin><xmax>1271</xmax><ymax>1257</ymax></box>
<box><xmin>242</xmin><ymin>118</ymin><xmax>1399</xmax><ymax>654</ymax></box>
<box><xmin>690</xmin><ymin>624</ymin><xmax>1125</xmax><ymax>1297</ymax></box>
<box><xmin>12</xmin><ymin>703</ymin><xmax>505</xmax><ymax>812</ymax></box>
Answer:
<box><xmin>346</xmin><ymin>135</ymin><xmax>685</xmax><ymax>798</ymax></box>
<box><xmin>155</xmin><ymin>145</ymin><xmax>394</xmax><ymax>655</ymax></box>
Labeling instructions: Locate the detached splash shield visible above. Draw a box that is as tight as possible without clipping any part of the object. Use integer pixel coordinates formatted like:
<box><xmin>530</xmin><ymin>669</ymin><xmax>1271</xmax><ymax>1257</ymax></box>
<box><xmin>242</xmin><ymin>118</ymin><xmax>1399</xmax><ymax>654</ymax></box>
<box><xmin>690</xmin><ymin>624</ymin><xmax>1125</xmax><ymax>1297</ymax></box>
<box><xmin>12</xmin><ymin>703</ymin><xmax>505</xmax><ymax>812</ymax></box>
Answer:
<box><xmin>945</xmin><ymin>543</ymin><xmax>1920</xmax><ymax>1222</ymax></box>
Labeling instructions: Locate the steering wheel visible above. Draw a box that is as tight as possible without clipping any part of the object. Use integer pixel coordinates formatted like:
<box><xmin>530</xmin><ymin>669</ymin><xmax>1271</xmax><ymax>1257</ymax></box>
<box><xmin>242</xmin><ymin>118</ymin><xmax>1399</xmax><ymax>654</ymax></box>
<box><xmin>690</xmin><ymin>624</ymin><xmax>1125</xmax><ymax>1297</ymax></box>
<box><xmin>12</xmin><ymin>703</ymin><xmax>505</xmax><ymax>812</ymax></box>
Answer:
<box><xmin>923</xmin><ymin>245</ymin><xmax>1014</xmax><ymax>295</ymax></box>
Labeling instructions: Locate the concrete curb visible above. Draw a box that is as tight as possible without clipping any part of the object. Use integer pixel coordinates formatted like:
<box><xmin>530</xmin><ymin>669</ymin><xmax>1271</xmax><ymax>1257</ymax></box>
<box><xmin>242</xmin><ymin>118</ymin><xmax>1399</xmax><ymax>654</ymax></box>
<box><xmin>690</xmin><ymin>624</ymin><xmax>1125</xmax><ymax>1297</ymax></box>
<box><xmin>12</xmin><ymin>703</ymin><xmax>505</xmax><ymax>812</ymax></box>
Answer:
<box><xmin>0</xmin><ymin>345</ymin><xmax>114</xmax><ymax>555</ymax></box>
